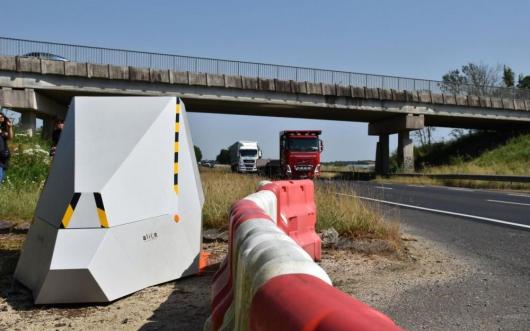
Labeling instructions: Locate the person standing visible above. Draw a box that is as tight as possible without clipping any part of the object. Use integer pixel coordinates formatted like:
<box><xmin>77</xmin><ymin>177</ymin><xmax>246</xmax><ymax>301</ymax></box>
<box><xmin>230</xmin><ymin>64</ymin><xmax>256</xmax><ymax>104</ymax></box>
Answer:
<box><xmin>49</xmin><ymin>119</ymin><xmax>64</xmax><ymax>157</ymax></box>
<box><xmin>0</xmin><ymin>112</ymin><xmax>14</xmax><ymax>184</ymax></box>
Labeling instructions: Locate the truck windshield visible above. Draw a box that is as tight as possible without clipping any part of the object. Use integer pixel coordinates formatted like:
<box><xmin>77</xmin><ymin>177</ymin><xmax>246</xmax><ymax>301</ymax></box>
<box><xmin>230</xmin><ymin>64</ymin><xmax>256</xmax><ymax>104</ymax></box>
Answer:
<box><xmin>240</xmin><ymin>149</ymin><xmax>257</xmax><ymax>157</ymax></box>
<box><xmin>287</xmin><ymin>137</ymin><xmax>319</xmax><ymax>152</ymax></box>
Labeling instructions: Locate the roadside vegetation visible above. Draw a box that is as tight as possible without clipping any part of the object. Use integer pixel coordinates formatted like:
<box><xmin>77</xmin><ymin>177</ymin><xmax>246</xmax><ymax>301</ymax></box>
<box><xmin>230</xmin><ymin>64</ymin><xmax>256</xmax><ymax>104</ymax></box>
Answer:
<box><xmin>0</xmin><ymin>134</ymin><xmax>399</xmax><ymax>245</ymax></box>
<box><xmin>0</xmin><ymin>132</ymin><xmax>49</xmax><ymax>222</ymax></box>
<box><xmin>201</xmin><ymin>167</ymin><xmax>399</xmax><ymax>244</ymax></box>
<box><xmin>383</xmin><ymin>131</ymin><xmax>530</xmax><ymax>190</ymax></box>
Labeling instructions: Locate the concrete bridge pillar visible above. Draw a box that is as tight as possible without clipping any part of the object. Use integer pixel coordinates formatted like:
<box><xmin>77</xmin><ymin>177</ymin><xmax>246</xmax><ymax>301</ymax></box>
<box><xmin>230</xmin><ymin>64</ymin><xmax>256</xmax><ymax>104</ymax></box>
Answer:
<box><xmin>20</xmin><ymin>111</ymin><xmax>37</xmax><ymax>137</ymax></box>
<box><xmin>41</xmin><ymin>117</ymin><xmax>55</xmax><ymax>139</ymax></box>
<box><xmin>397</xmin><ymin>131</ymin><xmax>414</xmax><ymax>172</ymax></box>
<box><xmin>375</xmin><ymin>134</ymin><xmax>389</xmax><ymax>175</ymax></box>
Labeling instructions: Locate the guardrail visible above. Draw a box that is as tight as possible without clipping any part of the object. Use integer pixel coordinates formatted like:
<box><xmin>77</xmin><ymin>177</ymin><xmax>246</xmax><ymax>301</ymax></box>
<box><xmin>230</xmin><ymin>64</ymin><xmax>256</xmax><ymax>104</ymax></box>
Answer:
<box><xmin>1</xmin><ymin>36</ymin><xmax>529</xmax><ymax>99</ymax></box>
<box><xmin>204</xmin><ymin>180</ymin><xmax>402</xmax><ymax>331</ymax></box>
<box><xmin>391</xmin><ymin>173</ymin><xmax>530</xmax><ymax>183</ymax></box>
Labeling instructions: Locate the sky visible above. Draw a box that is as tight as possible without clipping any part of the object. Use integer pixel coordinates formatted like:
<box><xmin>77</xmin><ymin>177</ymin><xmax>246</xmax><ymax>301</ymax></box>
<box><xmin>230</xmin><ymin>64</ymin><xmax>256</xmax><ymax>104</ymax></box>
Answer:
<box><xmin>1</xmin><ymin>0</ymin><xmax>529</xmax><ymax>161</ymax></box>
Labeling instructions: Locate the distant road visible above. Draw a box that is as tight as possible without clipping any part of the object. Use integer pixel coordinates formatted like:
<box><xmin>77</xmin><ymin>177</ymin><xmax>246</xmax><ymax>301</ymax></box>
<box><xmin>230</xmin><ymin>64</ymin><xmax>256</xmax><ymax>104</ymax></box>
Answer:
<box><xmin>333</xmin><ymin>181</ymin><xmax>530</xmax><ymax>229</ymax></box>
<box><xmin>332</xmin><ymin>181</ymin><xmax>530</xmax><ymax>330</ymax></box>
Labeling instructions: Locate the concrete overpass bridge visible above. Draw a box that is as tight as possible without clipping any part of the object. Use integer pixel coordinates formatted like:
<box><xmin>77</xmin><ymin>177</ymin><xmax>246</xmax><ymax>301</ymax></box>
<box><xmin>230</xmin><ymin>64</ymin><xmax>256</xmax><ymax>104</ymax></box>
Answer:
<box><xmin>1</xmin><ymin>36</ymin><xmax>529</xmax><ymax>173</ymax></box>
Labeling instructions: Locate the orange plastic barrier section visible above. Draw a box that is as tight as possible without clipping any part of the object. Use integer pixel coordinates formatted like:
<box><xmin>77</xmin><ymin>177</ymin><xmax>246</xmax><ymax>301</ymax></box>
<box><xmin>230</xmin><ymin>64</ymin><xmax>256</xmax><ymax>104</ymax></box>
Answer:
<box><xmin>259</xmin><ymin>180</ymin><xmax>321</xmax><ymax>260</ymax></box>
<box><xmin>249</xmin><ymin>274</ymin><xmax>403</xmax><ymax>331</ymax></box>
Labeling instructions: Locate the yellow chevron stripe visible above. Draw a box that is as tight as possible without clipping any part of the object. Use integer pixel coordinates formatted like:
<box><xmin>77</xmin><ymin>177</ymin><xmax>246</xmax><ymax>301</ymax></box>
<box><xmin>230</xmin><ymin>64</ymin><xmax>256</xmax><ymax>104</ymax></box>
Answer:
<box><xmin>175</xmin><ymin>122</ymin><xmax>180</xmax><ymax>132</ymax></box>
<box><xmin>61</xmin><ymin>205</ymin><xmax>74</xmax><ymax>228</ymax></box>
<box><xmin>174</xmin><ymin>142</ymin><xmax>179</xmax><ymax>152</ymax></box>
<box><xmin>97</xmin><ymin>208</ymin><xmax>109</xmax><ymax>228</ymax></box>
<box><xmin>174</xmin><ymin>163</ymin><xmax>179</xmax><ymax>174</ymax></box>
<box><xmin>175</xmin><ymin>104</ymin><xmax>180</xmax><ymax>114</ymax></box>
<box><xmin>173</xmin><ymin>184</ymin><xmax>179</xmax><ymax>193</ymax></box>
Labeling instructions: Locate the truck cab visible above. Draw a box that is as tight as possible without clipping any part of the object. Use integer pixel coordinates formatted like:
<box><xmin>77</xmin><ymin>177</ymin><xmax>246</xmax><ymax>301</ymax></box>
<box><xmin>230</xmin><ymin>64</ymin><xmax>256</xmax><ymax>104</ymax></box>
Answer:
<box><xmin>280</xmin><ymin>130</ymin><xmax>323</xmax><ymax>179</ymax></box>
<box><xmin>229</xmin><ymin>140</ymin><xmax>262</xmax><ymax>173</ymax></box>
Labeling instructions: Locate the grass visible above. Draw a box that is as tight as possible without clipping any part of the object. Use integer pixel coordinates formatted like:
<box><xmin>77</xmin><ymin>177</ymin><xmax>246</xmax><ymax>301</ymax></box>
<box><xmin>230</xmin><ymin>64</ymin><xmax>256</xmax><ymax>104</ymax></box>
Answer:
<box><xmin>424</xmin><ymin>133</ymin><xmax>530</xmax><ymax>176</ymax></box>
<box><xmin>0</xmin><ymin>131</ymin><xmax>50</xmax><ymax>223</ymax></box>
<box><xmin>200</xmin><ymin>167</ymin><xmax>399</xmax><ymax>243</ymax></box>
<box><xmin>316</xmin><ymin>183</ymin><xmax>400</xmax><ymax>241</ymax></box>
<box><xmin>383</xmin><ymin>132</ymin><xmax>530</xmax><ymax>190</ymax></box>
<box><xmin>201</xmin><ymin>167</ymin><xmax>262</xmax><ymax>229</ymax></box>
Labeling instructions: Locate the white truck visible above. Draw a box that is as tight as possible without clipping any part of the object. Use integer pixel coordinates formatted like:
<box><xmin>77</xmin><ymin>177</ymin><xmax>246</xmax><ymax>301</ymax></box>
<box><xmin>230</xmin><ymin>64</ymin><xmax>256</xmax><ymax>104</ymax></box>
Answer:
<box><xmin>229</xmin><ymin>140</ymin><xmax>261</xmax><ymax>173</ymax></box>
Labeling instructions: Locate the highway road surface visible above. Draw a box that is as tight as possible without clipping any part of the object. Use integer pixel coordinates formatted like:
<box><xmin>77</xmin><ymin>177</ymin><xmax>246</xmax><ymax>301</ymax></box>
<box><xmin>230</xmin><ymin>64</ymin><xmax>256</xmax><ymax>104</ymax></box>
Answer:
<box><xmin>332</xmin><ymin>181</ymin><xmax>530</xmax><ymax>330</ymax></box>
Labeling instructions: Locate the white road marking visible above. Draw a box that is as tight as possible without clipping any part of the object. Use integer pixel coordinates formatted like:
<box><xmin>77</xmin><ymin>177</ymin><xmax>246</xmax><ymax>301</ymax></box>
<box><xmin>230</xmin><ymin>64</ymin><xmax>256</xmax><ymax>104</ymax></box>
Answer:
<box><xmin>508</xmin><ymin>193</ymin><xmax>530</xmax><ymax>199</ymax></box>
<box><xmin>375</xmin><ymin>186</ymin><xmax>393</xmax><ymax>190</ymax></box>
<box><xmin>336</xmin><ymin>193</ymin><xmax>530</xmax><ymax>230</ymax></box>
<box><xmin>446</xmin><ymin>187</ymin><xmax>474</xmax><ymax>192</ymax></box>
<box><xmin>487</xmin><ymin>199</ymin><xmax>530</xmax><ymax>207</ymax></box>
<box><xmin>408</xmin><ymin>185</ymin><xmax>425</xmax><ymax>188</ymax></box>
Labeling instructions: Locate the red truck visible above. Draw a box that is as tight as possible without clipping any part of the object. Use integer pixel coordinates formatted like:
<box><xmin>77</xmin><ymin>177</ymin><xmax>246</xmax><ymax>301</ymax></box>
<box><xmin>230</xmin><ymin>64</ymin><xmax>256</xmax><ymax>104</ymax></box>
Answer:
<box><xmin>260</xmin><ymin>130</ymin><xmax>323</xmax><ymax>179</ymax></box>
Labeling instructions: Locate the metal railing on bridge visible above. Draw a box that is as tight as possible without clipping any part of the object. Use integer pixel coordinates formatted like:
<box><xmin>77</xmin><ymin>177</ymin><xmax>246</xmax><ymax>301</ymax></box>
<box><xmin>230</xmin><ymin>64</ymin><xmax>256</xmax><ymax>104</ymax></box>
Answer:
<box><xmin>1</xmin><ymin>36</ymin><xmax>529</xmax><ymax>100</ymax></box>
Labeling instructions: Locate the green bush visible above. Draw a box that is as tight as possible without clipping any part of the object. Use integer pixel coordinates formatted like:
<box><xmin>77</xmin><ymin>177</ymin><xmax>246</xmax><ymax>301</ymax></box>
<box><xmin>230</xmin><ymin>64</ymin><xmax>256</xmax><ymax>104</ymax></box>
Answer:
<box><xmin>2</xmin><ymin>133</ymin><xmax>51</xmax><ymax>188</ymax></box>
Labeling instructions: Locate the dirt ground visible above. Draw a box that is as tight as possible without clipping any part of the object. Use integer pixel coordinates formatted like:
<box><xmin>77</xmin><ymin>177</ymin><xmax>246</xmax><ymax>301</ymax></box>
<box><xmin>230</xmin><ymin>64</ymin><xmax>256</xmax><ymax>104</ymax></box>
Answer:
<box><xmin>0</xmin><ymin>231</ymin><xmax>466</xmax><ymax>331</ymax></box>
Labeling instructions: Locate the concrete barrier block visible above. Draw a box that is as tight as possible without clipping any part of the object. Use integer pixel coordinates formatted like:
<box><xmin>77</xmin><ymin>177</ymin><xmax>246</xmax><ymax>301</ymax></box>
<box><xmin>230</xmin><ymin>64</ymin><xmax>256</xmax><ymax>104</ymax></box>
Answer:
<box><xmin>17</xmin><ymin>57</ymin><xmax>41</xmax><ymax>73</ymax></box>
<box><xmin>41</xmin><ymin>60</ymin><xmax>65</xmax><ymax>75</ymax></box>
<box><xmin>418</xmin><ymin>92</ymin><xmax>432</xmax><ymax>103</ymax></box>
<box><xmin>490</xmin><ymin>97</ymin><xmax>503</xmax><ymax>109</ymax></box>
<box><xmin>129</xmin><ymin>67</ymin><xmax>150</xmax><ymax>82</ymax></box>
<box><xmin>171</xmin><ymin>71</ymin><xmax>189</xmax><ymax>85</ymax></box>
<box><xmin>322</xmin><ymin>83</ymin><xmax>335</xmax><ymax>96</ymax></box>
<box><xmin>351</xmin><ymin>86</ymin><xmax>365</xmax><ymax>98</ymax></box>
<box><xmin>150</xmin><ymin>69</ymin><xmax>170</xmax><ymax>83</ymax></box>
<box><xmin>258</xmin><ymin>78</ymin><xmax>275</xmax><ymax>91</ymax></box>
<box><xmin>242</xmin><ymin>77</ymin><xmax>258</xmax><ymax>90</ymax></box>
<box><xmin>207</xmin><ymin>74</ymin><xmax>225</xmax><ymax>87</ymax></box>
<box><xmin>306</xmin><ymin>82</ymin><xmax>322</xmax><ymax>95</ymax></box>
<box><xmin>336</xmin><ymin>85</ymin><xmax>351</xmax><ymax>97</ymax></box>
<box><xmin>379</xmin><ymin>88</ymin><xmax>392</xmax><ymax>100</ymax></box>
<box><xmin>514</xmin><ymin>99</ymin><xmax>526</xmax><ymax>111</ymax></box>
<box><xmin>467</xmin><ymin>95</ymin><xmax>480</xmax><ymax>107</ymax></box>
<box><xmin>109</xmin><ymin>65</ymin><xmax>129</xmax><ymax>80</ymax></box>
<box><xmin>275</xmin><ymin>79</ymin><xmax>291</xmax><ymax>93</ymax></box>
<box><xmin>501</xmin><ymin>98</ymin><xmax>515</xmax><ymax>110</ymax></box>
<box><xmin>456</xmin><ymin>95</ymin><xmax>468</xmax><ymax>106</ymax></box>
<box><xmin>432</xmin><ymin>93</ymin><xmax>444</xmax><ymax>104</ymax></box>
<box><xmin>225</xmin><ymin>75</ymin><xmax>242</xmax><ymax>89</ymax></box>
<box><xmin>0</xmin><ymin>56</ymin><xmax>16</xmax><ymax>71</ymax></box>
<box><xmin>189</xmin><ymin>72</ymin><xmax>207</xmax><ymax>86</ymax></box>
<box><xmin>391</xmin><ymin>90</ymin><xmax>406</xmax><ymax>102</ymax></box>
<box><xmin>65</xmin><ymin>62</ymin><xmax>88</xmax><ymax>77</ymax></box>
<box><xmin>442</xmin><ymin>94</ymin><xmax>456</xmax><ymax>105</ymax></box>
<box><xmin>365</xmin><ymin>87</ymin><xmax>379</xmax><ymax>99</ymax></box>
<box><xmin>294</xmin><ymin>81</ymin><xmax>307</xmax><ymax>94</ymax></box>
<box><xmin>479</xmin><ymin>97</ymin><xmax>492</xmax><ymax>108</ymax></box>
<box><xmin>88</xmin><ymin>64</ymin><xmax>109</xmax><ymax>79</ymax></box>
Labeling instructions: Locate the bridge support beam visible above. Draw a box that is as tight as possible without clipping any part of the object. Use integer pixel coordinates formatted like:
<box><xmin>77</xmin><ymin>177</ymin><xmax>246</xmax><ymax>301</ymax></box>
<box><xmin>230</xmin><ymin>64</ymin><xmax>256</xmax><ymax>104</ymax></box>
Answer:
<box><xmin>20</xmin><ymin>111</ymin><xmax>37</xmax><ymax>136</ymax></box>
<box><xmin>375</xmin><ymin>134</ymin><xmax>389</xmax><ymax>175</ymax></box>
<box><xmin>370</xmin><ymin>114</ymin><xmax>424</xmax><ymax>174</ymax></box>
<box><xmin>41</xmin><ymin>116</ymin><xmax>55</xmax><ymax>139</ymax></box>
<box><xmin>397</xmin><ymin>131</ymin><xmax>414</xmax><ymax>173</ymax></box>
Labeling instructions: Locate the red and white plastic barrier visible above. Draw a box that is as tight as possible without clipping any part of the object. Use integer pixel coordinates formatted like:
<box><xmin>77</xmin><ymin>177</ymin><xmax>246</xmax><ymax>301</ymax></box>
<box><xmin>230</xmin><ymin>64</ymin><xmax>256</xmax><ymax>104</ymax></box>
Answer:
<box><xmin>204</xmin><ymin>180</ymin><xmax>402</xmax><ymax>331</ymax></box>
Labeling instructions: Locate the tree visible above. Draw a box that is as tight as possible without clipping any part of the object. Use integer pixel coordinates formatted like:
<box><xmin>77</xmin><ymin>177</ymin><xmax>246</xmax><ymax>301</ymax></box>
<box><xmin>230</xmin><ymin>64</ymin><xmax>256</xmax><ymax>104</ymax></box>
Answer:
<box><xmin>194</xmin><ymin>145</ymin><xmax>202</xmax><ymax>162</ymax></box>
<box><xmin>503</xmin><ymin>65</ymin><xmax>515</xmax><ymax>87</ymax></box>
<box><xmin>518</xmin><ymin>74</ymin><xmax>530</xmax><ymax>89</ymax></box>
<box><xmin>440</xmin><ymin>62</ymin><xmax>502</xmax><ymax>96</ymax></box>
<box><xmin>413</xmin><ymin>127</ymin><xmax>436</xmax><ymax>146</ymax></box>
<box><xmin>441</xmin><ymin>69</ymin><xmax>466</xmax><ymax>95</ymax></box>
<box><xmin>216</xmin><ymin>149</ymin><xmax>230</xmax><ymax>164</ymax></box>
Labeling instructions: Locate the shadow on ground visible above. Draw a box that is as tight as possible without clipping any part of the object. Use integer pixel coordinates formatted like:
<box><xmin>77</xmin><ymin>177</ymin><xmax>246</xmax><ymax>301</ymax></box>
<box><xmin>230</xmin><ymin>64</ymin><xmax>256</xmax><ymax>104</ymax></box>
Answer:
<box><xmin>139</xmin><ymin>263</ymin><xmax>219</xmax><ymax>331</ymax></box>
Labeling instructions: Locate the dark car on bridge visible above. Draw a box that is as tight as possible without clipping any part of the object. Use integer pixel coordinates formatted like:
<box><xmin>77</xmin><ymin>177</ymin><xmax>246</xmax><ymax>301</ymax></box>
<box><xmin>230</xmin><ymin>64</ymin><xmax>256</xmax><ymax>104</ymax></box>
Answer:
<box><xmin>22</xmin><ymin>52</ymin><xmax>69</xmax><ymax>62</ymax></box>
